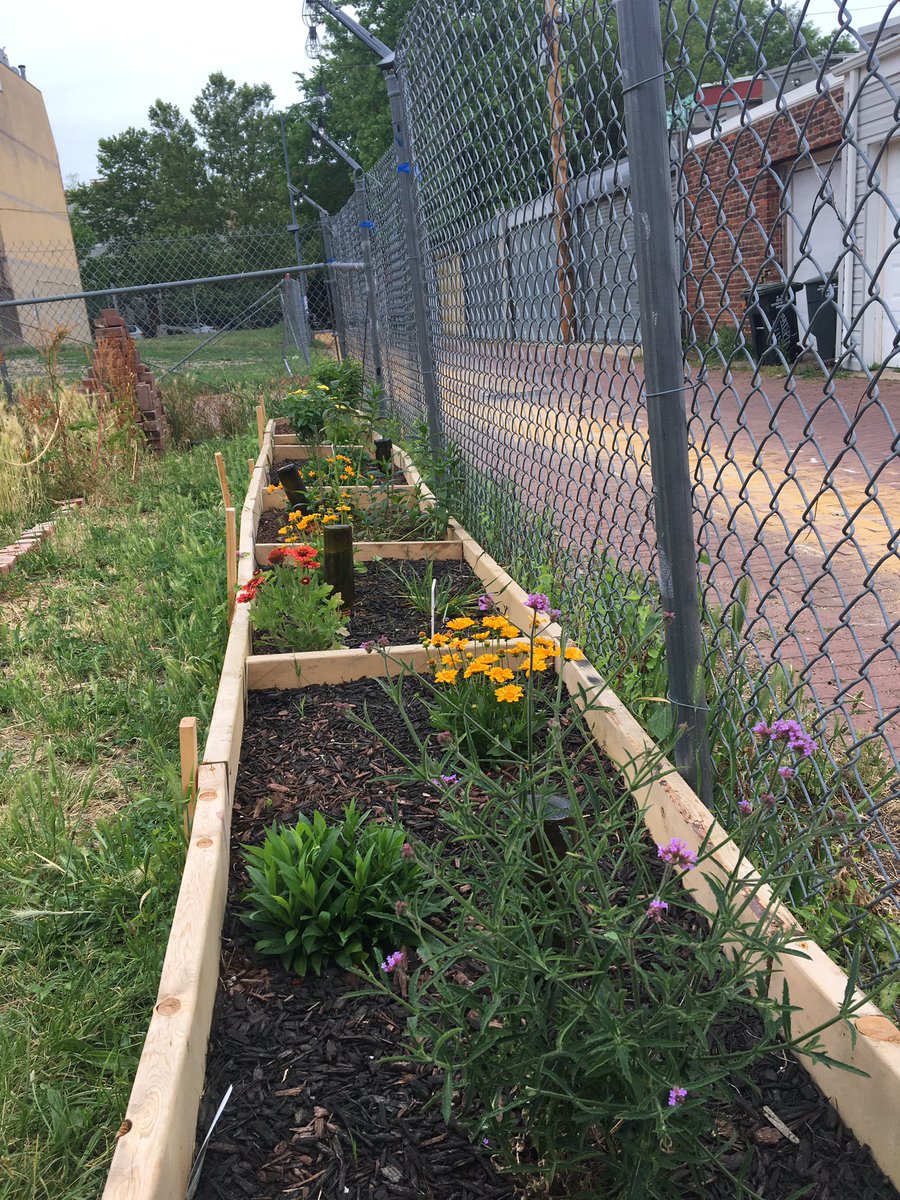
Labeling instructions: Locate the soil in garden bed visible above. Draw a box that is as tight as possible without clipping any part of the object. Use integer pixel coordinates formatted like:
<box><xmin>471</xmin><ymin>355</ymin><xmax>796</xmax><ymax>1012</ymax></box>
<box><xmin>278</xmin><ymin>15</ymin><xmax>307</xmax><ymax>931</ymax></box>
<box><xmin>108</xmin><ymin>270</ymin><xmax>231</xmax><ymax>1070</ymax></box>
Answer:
<box><xmin>195</xmin><ymin>681</ymin><xmax>900</xmax><ymax>1200</ymax></box>
<box><xmin>256</xmin><ymin>507</ymin><xmax>445</xmax><ymax>547</ymax></box>
<box><xmin>251</xmin><ymin>558</ymin><xmax>482</xmax><ymax>652</ymax></box>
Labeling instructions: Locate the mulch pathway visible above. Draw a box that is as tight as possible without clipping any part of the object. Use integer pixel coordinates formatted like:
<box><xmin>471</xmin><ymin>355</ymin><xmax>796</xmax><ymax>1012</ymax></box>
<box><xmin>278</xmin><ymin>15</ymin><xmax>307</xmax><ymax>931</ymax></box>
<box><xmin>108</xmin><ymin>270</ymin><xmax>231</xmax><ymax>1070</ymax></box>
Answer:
<box><xmin>251</xmin><ymin>559</ymin><xmax>483</xmax><ymax>652</ymax></box>
<box><xmin>195</xmin><ymin>681</ymin><xmax>900</xmax><ymax>1200</ymax></box>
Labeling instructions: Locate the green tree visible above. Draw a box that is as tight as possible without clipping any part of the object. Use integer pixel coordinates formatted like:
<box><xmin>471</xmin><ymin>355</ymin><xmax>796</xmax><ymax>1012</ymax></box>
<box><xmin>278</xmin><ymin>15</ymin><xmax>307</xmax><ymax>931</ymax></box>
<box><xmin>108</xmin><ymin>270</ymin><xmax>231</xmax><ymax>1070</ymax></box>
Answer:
<box><xmin>145</xmin><ymin>100</ymin><xmax>216</xmax><ymax>234</ymax></box>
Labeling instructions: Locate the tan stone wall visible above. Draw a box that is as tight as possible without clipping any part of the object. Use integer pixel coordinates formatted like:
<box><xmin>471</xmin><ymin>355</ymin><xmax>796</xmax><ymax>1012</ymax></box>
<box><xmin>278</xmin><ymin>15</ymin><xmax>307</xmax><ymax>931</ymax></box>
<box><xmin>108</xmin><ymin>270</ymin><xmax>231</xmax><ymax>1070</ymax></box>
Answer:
<box><xmin>0</xmin><ymin>61</ymin><xmax>90</xmax><ymax>343</ymax></box>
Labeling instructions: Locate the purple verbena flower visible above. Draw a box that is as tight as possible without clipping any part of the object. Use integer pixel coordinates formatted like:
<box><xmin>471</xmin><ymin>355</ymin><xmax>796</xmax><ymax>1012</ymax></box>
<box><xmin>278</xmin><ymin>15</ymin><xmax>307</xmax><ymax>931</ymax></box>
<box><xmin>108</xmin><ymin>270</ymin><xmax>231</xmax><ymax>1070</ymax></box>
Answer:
<box><xmin>477</xmin><ymin>594</ymin><xmax>495</xmax><ymax>612</ymax></box>
<box><xmin>770</xmin><ymin>718</ymin><xmax>818</xmax><ymax>757</ymax></box>
<box><xmin>525</xmin><ymin>592</ymin><xmax>551</xmax><ymax>612</ymax></box>
<box><xmin>762</xmin><ymin>792</ymin><xmax>777</xmax><ymax>808</ymax></box>
<box><xmin>752</xmin><ymin>720</ymin><xmax>771</xmax><ymax>739</ymax></box>
<box><xmin>647</xmin><ymin>898</ymin><xmax>668</xmax><ymax>923</ymax></box>
<box><xmin>381</xmin><ymin>950</ymin><xmax>405</xmax><ymax>973</ymax></box>
<box><xmin>376</xmin><ymin>634</ymin><xmax>392</xmax><ymax>648</ymax></box>
<box><xmin>668</xmin><ymin>1087</ymin><xmax>688</xmax><ymax>1107</ymax></box>
<box><xmin>548</xmin><ymin>607</ymin><xmax>561</xmax><ymax>620</ymax></box>
<box><xmin>401</xmin><ymin>843</ymin><xmax>414</xmax><ymax>859</ymax></box>
<box><xmin>361</xmin><ymin>640</ymin><xmax>376</xmax><ymax>654</ymax></box>
<box><xmin>657</xmin><ymin>838</ymin><xmax>698</xmax><ymax>870</ymax></box>
<box><xmin>778</xmin><ymin>766</ymin><xmax>795</xmax><ymax>779</ymax></box>
<box><xmin>394</xmin><ymin>900</ymin><xmax>408</xmax><ymax>915</ymax></box>
<box><xmin>738</xmin><ymin>798</ymin><xmax>753</xmax><ymax>815</ymax></box>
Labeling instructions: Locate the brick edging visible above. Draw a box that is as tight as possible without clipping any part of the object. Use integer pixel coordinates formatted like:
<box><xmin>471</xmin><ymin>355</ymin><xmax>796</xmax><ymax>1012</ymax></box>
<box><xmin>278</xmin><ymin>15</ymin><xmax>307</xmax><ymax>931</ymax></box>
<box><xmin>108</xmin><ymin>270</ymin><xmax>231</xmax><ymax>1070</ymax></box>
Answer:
<box><xmin>0</xmin><ymin>498</ymin><xmax>84</xmax><ymax>577</ymax></box>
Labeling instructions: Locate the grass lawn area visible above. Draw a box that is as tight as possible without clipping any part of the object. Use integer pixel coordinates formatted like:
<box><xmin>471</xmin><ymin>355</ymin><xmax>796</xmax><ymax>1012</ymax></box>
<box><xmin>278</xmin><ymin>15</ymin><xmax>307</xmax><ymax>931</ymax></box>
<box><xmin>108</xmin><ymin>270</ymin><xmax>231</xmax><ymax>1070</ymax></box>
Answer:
<box><xmin>5</xmin><ymin>324</ymin><xmax>333</xmax><ymax>391</ymax></box>
<box><xmin>0</xmin><ymin>433</ymin><xmax>256</xmax><ymax>1199</ymax></box>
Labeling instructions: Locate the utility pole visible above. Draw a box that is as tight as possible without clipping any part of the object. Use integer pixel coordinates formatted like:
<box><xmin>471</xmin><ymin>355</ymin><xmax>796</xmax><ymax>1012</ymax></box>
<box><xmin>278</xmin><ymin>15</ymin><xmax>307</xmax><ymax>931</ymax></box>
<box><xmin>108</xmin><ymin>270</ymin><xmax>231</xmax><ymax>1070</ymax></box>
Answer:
<box><xmin>307</xmin><ymin>0</ymin><xmax>442</xmax><ymax>455</ymax></box>
<box><xmin>294</xmin><ymin>186</ymin><xmax>348</xmax><ymax>361</ymax></box>
<box><xmin>542</xmin><ymin>0</ymin><xmax>578</xmax><ymax>343</ymax></box>
<box><xmin>306</xmin><ymin>121</ymin><xmax>383</xmax><ymax>388</ymax></box>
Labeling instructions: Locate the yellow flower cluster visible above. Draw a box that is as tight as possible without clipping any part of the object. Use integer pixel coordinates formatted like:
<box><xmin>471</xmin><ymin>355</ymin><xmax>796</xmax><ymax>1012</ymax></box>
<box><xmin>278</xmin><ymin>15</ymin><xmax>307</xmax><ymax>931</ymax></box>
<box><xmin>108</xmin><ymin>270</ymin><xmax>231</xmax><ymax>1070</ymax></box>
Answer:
<box><xmin>425</xmin><ymin>615</ymin><xmax>587</xmax><ymax>703</ymax></box>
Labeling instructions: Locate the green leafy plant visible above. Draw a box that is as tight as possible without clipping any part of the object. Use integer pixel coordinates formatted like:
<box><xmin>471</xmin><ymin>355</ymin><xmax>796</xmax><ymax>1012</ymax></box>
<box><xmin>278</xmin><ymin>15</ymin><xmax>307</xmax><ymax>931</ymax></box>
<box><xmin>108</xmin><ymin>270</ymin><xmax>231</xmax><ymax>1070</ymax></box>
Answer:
<box><xmin>240</xmin><ymin>544</ymin><xmax>346</xmax><ymax>652</ymax></box>
<box><xmin>242</xmin><ymin>801</ymin><xmax>430</xmax><ymax>975</ymax></box>
<box><xmin>385</xmin><ymin>560</ymin><xmax>484</xmax><ymax>621</ymax></box>
<box><xmin>311</xmin><ymin>356</ymin><xmax>365</xmax><ymax>405</ymax></box>
<box><xmin>362</xmin><ymin>613</ymin><xmax>866</xmax><ymax>1199</ymax></box>
<box><xmin>282</xmin><ymin>386</ymin><xmax>329</xmax><ymax>443</ymax></box>
<box><xmin>352</xmin><ymin>482</ymin><xmax>450</xmax><ymax>542</ymax></box>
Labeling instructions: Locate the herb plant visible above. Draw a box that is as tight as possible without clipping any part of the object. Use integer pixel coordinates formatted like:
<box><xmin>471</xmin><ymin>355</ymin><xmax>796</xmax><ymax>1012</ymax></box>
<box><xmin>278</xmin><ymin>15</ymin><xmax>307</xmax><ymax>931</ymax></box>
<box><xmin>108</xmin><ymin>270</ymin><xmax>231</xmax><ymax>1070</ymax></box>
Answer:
<box><xmin>242</xmin><ymin>802</ymin><xmax>430</xmax><ymax>975</ymax></box>
<box><xmin>386</xmin><ymin>560</ymin><xmax>485</xmax><ymax>621</ymax></box>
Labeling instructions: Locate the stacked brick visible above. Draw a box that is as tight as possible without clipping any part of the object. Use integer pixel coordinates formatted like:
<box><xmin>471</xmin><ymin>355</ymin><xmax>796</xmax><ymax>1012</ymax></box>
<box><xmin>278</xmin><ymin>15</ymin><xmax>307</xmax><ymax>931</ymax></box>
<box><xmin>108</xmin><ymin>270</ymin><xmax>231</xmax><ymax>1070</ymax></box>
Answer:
<box><xmin>0</xmin><ymin>499</ymin><xmax>83</xmax><ymax>577</ymax></box>
<box><xmin>681</xmin><ymin>87</ymin><xmax>845</xmax><ymax>337</ymax></box>
<box><xmin>82</xmin><ymin>309</ymin><xmax>170</xmax><ymax>453</ymax></box>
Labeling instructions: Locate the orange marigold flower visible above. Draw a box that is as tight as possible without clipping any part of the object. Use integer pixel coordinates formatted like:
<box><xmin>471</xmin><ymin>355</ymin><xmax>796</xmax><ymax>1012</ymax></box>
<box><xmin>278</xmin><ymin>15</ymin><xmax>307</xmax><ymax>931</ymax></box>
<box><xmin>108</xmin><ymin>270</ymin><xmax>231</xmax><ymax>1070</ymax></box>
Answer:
<box><xmin>481</xmin><ymin>615</ymin><xmax>507</xmax><ymax>630</ymax></box>
<box><xmin>463</xmin><ymin>662</ymin><xmax>487</xmax><ymax>678</ymax></box>
<box><xmin>434</xmin><ymin>668</ymin><xmax>458</xmax><ymax>684</ymax></box>
<box><xmin>472</xmin><ymin>653</ymin><xmax>499</xmax><ymax>666</ymax></box>
<box><xmin>471</xmin><ymin>631</ymin><xmax>490</xmax><ymax>641</ymax></box>
<box><xmin>446</xmin><ymin>617</ymin><xmax>475</xmax><ymax>631</ymax></box>
<box><xmin>564</xmin><ymin>646</ymin><xmax>585</xmax><ymax>661</ymax></box>
<box><xmin>430</xmin><ymin>633</ymin><xmax>450</xmax><ymax>646</ymax></box>
<box><xmin>495</xmin><ymin>684</ymin><xmax>524</xmax><ymax>703</ymax></box>
<box><xmin>487</xmin><ymin>667</ymin><xmax>515</xmax><ymax>684</ymax></box>
<box><xmin>499</xmin><ymin>625</ymin><xmax>521</xmax><ymax>639</ymax></box>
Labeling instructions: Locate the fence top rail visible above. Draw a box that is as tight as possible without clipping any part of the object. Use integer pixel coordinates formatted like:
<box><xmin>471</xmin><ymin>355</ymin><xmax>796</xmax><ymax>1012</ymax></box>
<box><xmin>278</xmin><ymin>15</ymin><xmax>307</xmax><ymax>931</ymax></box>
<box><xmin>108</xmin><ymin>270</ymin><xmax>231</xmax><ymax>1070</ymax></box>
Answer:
<box><xmin>0</xmin><ymin>263</ymin><xmax>364</xmax><ymax>310</ymax></box>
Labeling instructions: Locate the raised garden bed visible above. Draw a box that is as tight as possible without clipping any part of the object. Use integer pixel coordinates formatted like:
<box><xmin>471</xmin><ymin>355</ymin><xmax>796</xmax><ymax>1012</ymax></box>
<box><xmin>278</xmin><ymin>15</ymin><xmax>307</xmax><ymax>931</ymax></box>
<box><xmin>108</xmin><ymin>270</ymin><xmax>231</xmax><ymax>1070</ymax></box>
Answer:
<box><xmin>194</xmin><ymin>677</ymin><xmax>900</xmax><ymax>1200</ymax></box>
<box><xmin>102</xmin><ymin>420</ymin><xmax>900</xmax><ymax>1200</ymax></box>
<box><xmin>250</xmin><ymin>556</ymin><xmax>485</xmax><ymax>653</ymax></box>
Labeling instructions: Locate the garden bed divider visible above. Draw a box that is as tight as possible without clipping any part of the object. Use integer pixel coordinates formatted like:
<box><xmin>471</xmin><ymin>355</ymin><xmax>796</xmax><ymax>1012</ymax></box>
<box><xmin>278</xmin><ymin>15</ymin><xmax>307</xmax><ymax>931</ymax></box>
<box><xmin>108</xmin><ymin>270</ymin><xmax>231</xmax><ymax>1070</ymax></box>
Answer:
<box><xmin>102</xmin><ymin>418</ymin><xmax>900</xmax><ymax>1200</ymax></box>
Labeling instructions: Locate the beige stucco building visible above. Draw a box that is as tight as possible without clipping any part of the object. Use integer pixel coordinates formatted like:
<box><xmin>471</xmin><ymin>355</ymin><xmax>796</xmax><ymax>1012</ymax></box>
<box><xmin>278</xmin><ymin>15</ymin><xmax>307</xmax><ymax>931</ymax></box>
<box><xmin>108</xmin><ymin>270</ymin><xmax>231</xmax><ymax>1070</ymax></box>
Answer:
<box><xmin>0</xmin><ymin>53</ymin><xmax>90</xmax><ymax>344</ymax></box>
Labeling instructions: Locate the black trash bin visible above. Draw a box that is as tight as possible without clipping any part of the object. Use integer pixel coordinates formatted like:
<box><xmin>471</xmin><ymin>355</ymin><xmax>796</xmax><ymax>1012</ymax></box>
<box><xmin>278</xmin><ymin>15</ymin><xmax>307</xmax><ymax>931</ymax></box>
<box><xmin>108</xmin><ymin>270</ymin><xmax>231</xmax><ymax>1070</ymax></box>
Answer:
<box><xmin>744</xmin><ymin>283</ymin><xmax>801</xmax><ymax>366</ymax></box>
<box><xmin>804</xmin><ymin>278</ymin><xmax>838</xmax><ymax>366</ymax></box>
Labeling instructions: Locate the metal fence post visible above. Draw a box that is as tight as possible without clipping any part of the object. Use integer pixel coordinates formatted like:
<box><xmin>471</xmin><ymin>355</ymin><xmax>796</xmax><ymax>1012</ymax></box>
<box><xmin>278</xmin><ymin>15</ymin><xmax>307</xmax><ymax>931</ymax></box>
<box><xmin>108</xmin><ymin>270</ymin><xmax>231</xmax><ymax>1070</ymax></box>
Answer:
<box><xmin>617</xmin><ymin>0</ymin><xmax>712</xmax><ymax>804</ymax></box>
<box><xmin>354</xmin><ymin>174</ymin><xmax>385</xmax><ymax>390</ymax></box>
<box><xmin>320</xmin><ymin>216</ymin><xmax>348</xmax><ymax>360</ymax></box>
<box><xmin>384</xmin><ymin>69</ymin><xmax>442</xmax><ymax>456</ymax></box>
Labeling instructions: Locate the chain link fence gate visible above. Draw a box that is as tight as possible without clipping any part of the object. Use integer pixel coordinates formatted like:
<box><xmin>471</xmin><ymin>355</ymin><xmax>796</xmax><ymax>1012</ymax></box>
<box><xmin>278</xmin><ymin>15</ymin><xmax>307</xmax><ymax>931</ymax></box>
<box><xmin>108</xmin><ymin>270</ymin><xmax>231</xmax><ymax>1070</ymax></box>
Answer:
<box><xmin>0</xmin><ymin>226</ymin><xmax>340</xmax><ymax>386</ymax></box>
<box><xmin>327</xmin><ymin>0</ymin><xmax>900</xmax><ymax>1002</ymax></box>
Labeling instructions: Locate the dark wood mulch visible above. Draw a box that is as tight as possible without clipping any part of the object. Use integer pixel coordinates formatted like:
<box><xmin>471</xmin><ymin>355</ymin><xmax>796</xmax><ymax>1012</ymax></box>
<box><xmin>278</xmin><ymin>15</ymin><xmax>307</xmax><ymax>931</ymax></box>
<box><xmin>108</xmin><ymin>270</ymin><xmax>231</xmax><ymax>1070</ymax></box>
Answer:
<box><xmin>195</xmin><ymin>681</ymin><xmax>900</xmax><ymax>1200</ymax></box>
<box><xmin>251</xmin><ymin>558</ymin><xmax>483</xmax><ymax>653</ymax></box>
<box><xmin>256</xmin><ymin>508</ymin><xmax>444</xmax><ymax>547</ymax></box>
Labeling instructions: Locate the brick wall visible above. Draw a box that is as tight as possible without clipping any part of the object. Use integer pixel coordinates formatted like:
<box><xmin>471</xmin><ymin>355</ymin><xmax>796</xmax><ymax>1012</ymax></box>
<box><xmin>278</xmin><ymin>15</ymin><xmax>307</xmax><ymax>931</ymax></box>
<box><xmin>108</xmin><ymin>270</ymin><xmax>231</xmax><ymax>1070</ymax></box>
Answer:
<box><xmin>682</xmin><ymin>87</ymin><xmax>844</xmax><ymax>339</ymax></box>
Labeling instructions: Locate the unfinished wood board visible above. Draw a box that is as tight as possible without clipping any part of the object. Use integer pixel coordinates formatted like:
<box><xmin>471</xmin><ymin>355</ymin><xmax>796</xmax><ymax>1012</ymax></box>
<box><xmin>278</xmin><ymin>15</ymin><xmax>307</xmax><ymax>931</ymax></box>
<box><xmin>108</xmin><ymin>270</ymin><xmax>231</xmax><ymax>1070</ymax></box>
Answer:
<box><xmin>247</xmin><ymin>643</ymin><xmax>430</xmax><ymax>690</ymax></box>
<box><xmin>102</xmin><ymin>762</ymin><xmax>231</xmax><ymax>1200</ymax></box>
<box><xmin>201</xmin><ymin>606</ymin><xmax>249</xmax><ymax>791</ymax></box>
<box><xmin>252</xmin><ymin>539</ymin><xmax>465</xmax><ymax>567</ymax></box>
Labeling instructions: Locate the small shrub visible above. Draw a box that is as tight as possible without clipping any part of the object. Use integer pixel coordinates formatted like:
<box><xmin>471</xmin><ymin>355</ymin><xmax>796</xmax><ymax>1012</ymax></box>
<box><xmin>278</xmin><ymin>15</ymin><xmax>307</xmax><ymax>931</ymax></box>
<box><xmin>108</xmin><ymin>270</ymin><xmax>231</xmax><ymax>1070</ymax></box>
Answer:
<box><xmin>242</xmin><ymin>802</ymin><xmax>429</xmax><ymax>975</ymax></box>
<box><xmin>0</xmin><ymin>407</ymin><xmax>43</xmax><ymax>521</ymax></box>
<box><xmin>162</xmin><ymin>378</ymin><xmax>252</xmax><ymax>448</ymax></box>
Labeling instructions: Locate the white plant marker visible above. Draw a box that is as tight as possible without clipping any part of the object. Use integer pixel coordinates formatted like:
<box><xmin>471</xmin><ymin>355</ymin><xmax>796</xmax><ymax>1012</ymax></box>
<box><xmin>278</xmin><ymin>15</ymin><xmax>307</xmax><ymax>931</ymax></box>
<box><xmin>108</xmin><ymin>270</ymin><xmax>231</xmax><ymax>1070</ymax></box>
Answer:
<box><xmin>430</xmin><ymin>577</ymin><xmax>437</xmax><ymax>641</ymax></box>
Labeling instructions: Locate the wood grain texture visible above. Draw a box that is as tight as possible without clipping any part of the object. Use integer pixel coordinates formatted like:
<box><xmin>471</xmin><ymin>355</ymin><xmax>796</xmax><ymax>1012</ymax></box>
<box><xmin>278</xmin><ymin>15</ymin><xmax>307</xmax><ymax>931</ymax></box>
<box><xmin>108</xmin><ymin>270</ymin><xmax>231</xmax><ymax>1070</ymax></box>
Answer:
<box><xmin>102</xmin><ymin>763</ymin><xmax>231</xmax><ymax>1200</ymax></box>
<box><xmin>179</xmin><ymin>717</ymin><xmax>199</xmax><ymax>837</ymax></box>
<box><xmin>247</xmin><ymin>643</ymin><xmax>430</xmax><ymax>690</ymax></box>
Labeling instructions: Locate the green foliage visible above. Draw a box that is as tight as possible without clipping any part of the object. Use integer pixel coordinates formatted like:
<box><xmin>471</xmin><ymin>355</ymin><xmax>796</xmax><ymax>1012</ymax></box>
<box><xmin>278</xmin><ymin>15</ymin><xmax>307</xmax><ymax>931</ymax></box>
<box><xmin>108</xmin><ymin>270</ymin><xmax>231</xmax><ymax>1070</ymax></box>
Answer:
<box><xmin>242</xmin><ymin>802</ymin><xmax>428</xmax><ymax>975</ymax></box>
<box><xmin>364</xmin><ymin>649</ymin><xmax>864</xmax><ymax>1198</ymax></box>
<box><xmin>246</xmin><ymin>558</ymin><xmax>347</xmax><ymax>653</ymax></box>
<box><xmin>282</xmin><ymin>386</ymin><xmax>329</xmax><ymax>443</ymax></box>
<box><xmin>0</xmin><ymin>432</ymin><xmax>258</xmax><ymax>1198</ymax></box>
<box><xmin>385</xmin><ymin>560</ymin><xmax>484</xmax><ymax>620</ymax></box>
<box><xmin>311</xmin><ymin>355</ymin><xmax>365</xmax><ymax>405</ymax></box>
<box><xmin>352</xmin><ymin>484</ymin><xmax>450</xmax><ymax>541</ymax></box>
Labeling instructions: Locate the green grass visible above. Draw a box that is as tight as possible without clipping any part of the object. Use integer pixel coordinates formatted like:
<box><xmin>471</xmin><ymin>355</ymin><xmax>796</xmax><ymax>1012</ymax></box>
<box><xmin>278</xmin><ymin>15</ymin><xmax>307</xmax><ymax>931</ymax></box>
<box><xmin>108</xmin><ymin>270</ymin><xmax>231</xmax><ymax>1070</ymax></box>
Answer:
<box><xmin>6</xmin><ymin>324</ymin><xmax>330</xmax><ymax>391</ymax></box>
<box><xmin>0</xmin><ymin>433</ymin><xmax>256</xmax><ymax>1199</ymax></box>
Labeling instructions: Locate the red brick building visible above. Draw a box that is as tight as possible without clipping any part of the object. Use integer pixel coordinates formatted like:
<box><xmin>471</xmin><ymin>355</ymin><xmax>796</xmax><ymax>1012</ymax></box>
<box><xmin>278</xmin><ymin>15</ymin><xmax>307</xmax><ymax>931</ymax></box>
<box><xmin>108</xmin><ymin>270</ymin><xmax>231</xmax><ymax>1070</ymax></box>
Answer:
<box><xmin>681</xmin><ymin>79</ymin><xmax>845</xmax><ymax>344</ymax></box>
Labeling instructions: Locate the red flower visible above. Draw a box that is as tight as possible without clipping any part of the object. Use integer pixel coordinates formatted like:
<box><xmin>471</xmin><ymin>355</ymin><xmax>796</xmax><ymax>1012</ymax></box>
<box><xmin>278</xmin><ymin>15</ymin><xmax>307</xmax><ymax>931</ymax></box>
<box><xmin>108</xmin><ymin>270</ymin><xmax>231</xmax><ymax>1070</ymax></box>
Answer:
<box><xmin>269</xmin><ymin>543</ymin><xmax>319</xmax><ymax>567</ymax></box>
<box><xmin>236</xmin><ymin>572</ymin><xmax>267</xmax><ymax>603</ymax></box>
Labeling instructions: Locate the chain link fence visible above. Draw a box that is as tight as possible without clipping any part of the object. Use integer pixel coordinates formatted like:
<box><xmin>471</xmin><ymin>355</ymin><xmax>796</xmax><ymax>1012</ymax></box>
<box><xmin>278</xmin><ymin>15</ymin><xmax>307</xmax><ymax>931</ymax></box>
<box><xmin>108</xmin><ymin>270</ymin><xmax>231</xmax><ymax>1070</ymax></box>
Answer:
<box><xmin>0</xmin><ymin>226</ymin><xmax>338</xmax><ymax>385</ymax></box>
<box><xmin>327</xmin><ymin>1</ymin><xmax>900</xmax><ymax>998</ymax></box>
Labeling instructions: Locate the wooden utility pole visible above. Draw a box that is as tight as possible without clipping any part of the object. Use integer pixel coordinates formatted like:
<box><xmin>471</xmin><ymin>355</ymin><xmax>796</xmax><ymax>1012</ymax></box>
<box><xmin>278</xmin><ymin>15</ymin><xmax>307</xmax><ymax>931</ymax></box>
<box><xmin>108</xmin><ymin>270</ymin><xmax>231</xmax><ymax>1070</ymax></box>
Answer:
<box><xmin>543</xmin><ymin>0</ymin><xmax>579</xmax><ymax>344</ymax></box>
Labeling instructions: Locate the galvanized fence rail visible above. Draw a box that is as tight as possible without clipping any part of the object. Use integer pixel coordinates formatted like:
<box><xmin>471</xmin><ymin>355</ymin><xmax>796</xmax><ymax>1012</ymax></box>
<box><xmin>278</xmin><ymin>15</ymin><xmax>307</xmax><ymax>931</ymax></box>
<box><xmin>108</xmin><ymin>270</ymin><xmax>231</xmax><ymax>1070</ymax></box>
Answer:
<box><xmin>322</xmin><ymin>0</ymin><xmax>900</xmax><ymax>998</ymax></box>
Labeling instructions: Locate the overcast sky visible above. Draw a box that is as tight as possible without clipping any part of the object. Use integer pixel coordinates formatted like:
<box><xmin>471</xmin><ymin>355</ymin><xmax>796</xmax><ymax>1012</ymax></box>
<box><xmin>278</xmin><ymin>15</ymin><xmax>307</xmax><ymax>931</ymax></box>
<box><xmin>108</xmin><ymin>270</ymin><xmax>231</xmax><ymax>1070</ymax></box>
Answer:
<box><xmin>2</xmin><ymin>0</ymin><xmax>892</xmax><ymax>185</ymax></box>
<box><xmin>2</xmin><ymin>0</ymin><xmax>315</xmax><ymax>182</ymax></box>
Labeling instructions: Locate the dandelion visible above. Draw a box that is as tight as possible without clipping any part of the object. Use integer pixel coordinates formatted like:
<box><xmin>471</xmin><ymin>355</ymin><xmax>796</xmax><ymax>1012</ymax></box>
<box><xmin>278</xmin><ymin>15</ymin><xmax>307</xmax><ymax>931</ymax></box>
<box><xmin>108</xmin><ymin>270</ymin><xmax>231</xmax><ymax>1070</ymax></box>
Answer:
<box><xmin>668</xmin><ymin>1087</ymin><xmax>688</xmax><ymax>1107</ymax></box>
<box><xmin>657</xmin><ymin>838</ymin><xmax>698</xmax><ymax>870</ymax></box>
<box><xmin>647</xmin><ymin>898</ymin><xmax>668</xmax><ymax>923</ymax></box>
<box><xmin>495</xmin><ymin>684</ymin><xmax>524</xmax><ymax>703</ymax></box>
